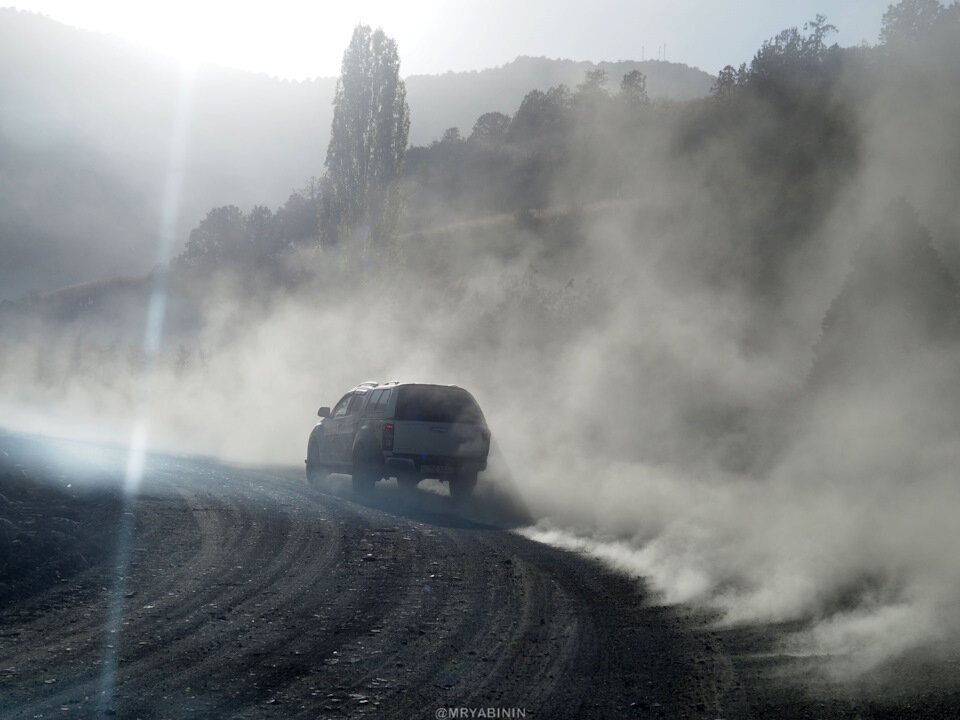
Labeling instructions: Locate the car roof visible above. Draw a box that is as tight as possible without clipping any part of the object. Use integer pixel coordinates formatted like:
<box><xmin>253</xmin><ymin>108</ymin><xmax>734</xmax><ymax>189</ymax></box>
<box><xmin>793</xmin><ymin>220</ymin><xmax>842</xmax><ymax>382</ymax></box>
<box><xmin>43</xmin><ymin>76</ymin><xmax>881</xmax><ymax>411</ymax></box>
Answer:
<box><xmin>350</xmin><ymin>381</ymin><xmax>467</xmax><ymax>393</ymax></box>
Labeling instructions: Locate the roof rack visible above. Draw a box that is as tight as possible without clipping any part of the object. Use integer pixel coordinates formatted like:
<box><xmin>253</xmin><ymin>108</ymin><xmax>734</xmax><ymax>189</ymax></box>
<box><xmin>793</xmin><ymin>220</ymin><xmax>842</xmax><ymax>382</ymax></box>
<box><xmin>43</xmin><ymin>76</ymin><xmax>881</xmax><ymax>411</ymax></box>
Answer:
<box><xmin>354</xmin><ymin>380</ymin><xmax>380</xmax><ymax>390</ymax></box>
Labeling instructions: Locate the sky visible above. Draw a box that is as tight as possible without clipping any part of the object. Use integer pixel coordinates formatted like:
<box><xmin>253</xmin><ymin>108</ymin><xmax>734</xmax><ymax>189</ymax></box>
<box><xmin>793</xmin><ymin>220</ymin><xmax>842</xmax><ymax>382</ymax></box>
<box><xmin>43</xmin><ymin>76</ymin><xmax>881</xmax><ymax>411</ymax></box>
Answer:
<box><xmin>7</xmin><ymin>0</ymin><xmax>894</xmax><ymax>78</ymax></box>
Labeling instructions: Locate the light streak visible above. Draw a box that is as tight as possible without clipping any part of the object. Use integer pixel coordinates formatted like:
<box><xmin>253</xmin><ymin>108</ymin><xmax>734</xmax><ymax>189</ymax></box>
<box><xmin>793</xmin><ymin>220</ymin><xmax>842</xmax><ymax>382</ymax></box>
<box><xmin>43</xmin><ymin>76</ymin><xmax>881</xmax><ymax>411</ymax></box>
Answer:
<box><xmin>96</xmin><ymin>59</ymin><xmax>195</xmax><ymax>714</ymax></box>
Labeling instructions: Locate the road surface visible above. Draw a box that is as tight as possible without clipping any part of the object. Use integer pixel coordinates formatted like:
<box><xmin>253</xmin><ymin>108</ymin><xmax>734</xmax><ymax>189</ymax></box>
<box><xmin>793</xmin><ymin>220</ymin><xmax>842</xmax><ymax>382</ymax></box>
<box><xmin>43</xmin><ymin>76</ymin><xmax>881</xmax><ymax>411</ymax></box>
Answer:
<box><xmin>0</xmin><ymin>434</ymin><xmax>729</xmax><ymax>719</ymax></box>
<box><xmin>3</xmin><ymin>432</ymin><xmax>957</xmax><ymax>719</ymax></box>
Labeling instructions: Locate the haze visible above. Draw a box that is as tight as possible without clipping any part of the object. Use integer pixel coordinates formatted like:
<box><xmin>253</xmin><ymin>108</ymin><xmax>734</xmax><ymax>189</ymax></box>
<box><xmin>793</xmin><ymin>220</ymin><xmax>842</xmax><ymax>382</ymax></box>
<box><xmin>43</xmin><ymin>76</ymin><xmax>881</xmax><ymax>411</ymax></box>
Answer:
<box><xmin>3</xmin><ymin>0</ymin><xmax>960</xmax><ymax>712</ymax></box>
<box><xmin>9</xmin><ymin>0</ymin><xmax>890</xmax><ymax>78</ymax></box>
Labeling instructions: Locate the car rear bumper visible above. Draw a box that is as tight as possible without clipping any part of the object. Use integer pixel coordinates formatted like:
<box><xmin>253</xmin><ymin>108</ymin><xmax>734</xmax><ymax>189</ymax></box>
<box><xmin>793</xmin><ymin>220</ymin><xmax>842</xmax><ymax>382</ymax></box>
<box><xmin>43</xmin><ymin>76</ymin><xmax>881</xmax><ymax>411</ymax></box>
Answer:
<box><xmin>385</xmin><ymin>454</ymin><xmax>487</xmax><ymax>476</ymax></box>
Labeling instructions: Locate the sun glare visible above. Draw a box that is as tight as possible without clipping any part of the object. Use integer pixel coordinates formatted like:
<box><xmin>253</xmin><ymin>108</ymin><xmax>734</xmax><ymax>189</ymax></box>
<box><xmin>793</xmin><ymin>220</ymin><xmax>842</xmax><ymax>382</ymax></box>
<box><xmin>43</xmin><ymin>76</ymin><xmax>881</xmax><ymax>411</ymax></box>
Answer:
<box><xmin>12</xmin><ymin>0</ymin><xmax>440</xmax><ymax>79</ymax></box>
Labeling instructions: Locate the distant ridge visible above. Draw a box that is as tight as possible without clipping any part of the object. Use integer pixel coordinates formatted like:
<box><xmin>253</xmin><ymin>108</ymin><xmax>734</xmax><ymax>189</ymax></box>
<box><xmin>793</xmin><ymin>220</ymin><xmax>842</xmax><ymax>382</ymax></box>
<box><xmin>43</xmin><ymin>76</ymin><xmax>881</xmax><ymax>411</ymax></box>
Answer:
<box><xmin>0</xmin><ymin>8</ymin><xmax>332</xmax><ymax>300</ymax></box>
<box><xmin>404</xmin><ymin>56</ymin><xmax>713</xmax><ymax>145</ymax></box>
<box><xmin>0</xmin><ymin>9</ymin><xmax>714</xmax><ymax>300</ymax></box>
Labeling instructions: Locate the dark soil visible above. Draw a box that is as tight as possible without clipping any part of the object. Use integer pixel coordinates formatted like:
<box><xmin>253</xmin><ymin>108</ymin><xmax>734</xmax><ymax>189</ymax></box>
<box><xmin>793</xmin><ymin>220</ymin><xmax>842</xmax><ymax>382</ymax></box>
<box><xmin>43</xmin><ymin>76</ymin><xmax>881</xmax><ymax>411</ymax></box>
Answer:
<box><xmin>1</xmin><ymin>431</ymin><xmax>959</xmax><ymax>719</ymax></box>
<box><xmin>0</xmin><ymin>432</ymin><xmax>123</xmax><ymax>605</ymax></box>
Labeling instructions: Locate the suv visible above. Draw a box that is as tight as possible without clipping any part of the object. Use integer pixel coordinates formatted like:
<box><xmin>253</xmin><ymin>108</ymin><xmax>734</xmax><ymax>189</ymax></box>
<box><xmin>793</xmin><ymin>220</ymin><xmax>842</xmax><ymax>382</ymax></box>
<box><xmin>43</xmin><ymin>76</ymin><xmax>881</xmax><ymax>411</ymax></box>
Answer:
<box><xmin>305</xmin><ymin>382</ymin><xmax>491</xmax><ymax>499</ymax></box>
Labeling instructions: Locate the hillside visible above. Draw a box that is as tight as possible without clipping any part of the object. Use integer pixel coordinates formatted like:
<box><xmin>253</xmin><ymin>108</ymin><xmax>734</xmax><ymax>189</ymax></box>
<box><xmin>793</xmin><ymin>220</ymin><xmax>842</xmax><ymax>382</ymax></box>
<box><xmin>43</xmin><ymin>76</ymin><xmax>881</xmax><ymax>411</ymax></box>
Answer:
<box><xmin>405</xmin><ymin>56</ymin><xmax>713</xmax><ymax>141</ymax></box>
<box><xmin>0</xmin><ymin>9</ymin><xmax>331</xmax><ymax>300</ymax></box>
<box><xmin>0</xmin><ymin>9</ymin><xmax>713</xmax><ymax>300</ymax></box>
<box><xmin>812</xmin><ymin>200</ymin><xmax>960</xmax><ymax>385</ymax></box>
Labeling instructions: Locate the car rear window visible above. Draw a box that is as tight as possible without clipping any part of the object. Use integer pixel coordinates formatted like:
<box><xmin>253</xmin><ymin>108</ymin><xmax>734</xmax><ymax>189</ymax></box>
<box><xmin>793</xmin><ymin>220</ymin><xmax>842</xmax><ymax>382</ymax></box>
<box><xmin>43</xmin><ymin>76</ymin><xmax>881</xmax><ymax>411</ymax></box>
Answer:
<box><xmin>367</xmin><ymin>389</ymin><xmax>390</xmax><ymax>414</ymax></box>
<box><xmin>394</xmin><ymin>386</ymin><xmax>483</xmax><ymax>424</ymax></box>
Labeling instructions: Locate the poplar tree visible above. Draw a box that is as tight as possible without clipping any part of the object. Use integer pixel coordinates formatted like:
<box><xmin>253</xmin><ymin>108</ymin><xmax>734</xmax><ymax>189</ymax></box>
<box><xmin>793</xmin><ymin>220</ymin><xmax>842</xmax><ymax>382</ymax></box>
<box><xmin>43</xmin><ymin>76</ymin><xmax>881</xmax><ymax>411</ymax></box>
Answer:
<box><xmin>319</xmin><ymin>25</ymin><xmax>410</xmax><ymax>249</ymax></box>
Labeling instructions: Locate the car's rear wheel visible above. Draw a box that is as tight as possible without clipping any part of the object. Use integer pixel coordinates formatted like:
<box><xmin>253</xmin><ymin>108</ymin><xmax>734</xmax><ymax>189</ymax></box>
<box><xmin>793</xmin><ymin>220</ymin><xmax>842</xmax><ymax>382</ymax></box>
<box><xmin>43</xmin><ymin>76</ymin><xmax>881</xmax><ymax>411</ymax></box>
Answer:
<box><xmin>351</xmin><ymin>450</ymin><xmax>381</xmax><ymax>494</ymax></box>
<box><xmin>305</xmin><ymin>439</ymin><xmax>327</xmax><ymax>487</ymax></box>
<box><xmin>449</xmin><ymin>467</ymin><xmax>477</xmax><ymax>501</ymax></box>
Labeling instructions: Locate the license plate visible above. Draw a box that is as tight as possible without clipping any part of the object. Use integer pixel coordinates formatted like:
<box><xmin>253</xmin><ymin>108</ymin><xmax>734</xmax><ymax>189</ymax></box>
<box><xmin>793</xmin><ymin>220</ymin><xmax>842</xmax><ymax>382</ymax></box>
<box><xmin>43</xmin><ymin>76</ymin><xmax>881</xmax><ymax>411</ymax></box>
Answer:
<box><xmin>421</xmin><ymin>464</ymin><xmax>453</xmax><ymax>476</ymax></box>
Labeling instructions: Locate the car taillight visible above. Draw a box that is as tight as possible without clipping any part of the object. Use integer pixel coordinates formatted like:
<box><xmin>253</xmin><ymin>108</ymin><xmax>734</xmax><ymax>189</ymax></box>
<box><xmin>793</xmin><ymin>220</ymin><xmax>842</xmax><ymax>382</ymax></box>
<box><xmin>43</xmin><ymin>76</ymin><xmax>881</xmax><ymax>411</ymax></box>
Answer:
<box><xmin>383</xmin><ymin>423</ymin><xmax>394</xmax><ymax>451</ymax></box>
<box><xmin>481</xmin><ymin>428</ymin><xmax>491</xmax><ymax>449</ymax></box>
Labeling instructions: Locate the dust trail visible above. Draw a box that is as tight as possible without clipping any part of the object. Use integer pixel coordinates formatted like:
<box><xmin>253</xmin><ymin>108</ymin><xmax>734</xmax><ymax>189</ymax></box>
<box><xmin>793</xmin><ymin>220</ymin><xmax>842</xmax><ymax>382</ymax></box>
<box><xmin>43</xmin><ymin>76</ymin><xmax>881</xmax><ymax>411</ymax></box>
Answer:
<box><xmin>2</xmin><ymin>3</ymin><xmax>960</xmax><ymax>685</ymax></box>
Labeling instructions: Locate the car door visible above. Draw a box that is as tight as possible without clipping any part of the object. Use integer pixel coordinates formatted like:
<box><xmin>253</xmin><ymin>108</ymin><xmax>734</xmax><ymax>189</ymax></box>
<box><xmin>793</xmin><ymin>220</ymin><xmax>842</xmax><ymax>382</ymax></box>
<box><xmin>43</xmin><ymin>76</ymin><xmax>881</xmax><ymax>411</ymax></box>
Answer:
<box><xmin>330</xmin><ymin>392</ymin><xmax>370</xmax><ymax>465</ymax></box>
<box><xmin>319</xmin><ymin>392</ymin><xmax>353</xmax><ymax>467</ymax></box>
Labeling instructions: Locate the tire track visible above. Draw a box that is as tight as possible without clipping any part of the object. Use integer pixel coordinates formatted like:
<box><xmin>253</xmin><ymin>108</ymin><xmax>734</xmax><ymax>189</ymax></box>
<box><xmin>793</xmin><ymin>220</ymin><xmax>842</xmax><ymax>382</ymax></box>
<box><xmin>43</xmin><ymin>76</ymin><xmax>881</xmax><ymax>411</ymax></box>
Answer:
<box><xmin>0</xmin><ymin>452</ymin><xmax>726</xmax><ymax>719</ymax></box>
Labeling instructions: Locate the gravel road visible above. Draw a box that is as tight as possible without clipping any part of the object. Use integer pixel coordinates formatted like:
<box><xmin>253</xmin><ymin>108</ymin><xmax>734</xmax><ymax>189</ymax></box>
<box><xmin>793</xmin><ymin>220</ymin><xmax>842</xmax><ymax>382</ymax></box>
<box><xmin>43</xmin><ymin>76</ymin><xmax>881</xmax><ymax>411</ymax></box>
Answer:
<box><xmin>0</xmin><ymin>434</ymin><xmax>728</xmax><ymax>719</ymax></box>
<box><xmin>3</xmin><ymin>432</ymin><xmax>958</xmax><ymax>719</ymax></box>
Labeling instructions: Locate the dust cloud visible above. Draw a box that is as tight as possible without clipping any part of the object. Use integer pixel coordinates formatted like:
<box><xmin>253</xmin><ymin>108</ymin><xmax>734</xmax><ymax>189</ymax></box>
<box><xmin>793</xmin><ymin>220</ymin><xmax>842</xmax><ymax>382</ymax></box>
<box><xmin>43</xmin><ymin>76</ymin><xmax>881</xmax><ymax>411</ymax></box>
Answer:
<box><xmin>3</xmin><ymin>6</ymin><xmax>960</xmax><ymax>685</ymax></box>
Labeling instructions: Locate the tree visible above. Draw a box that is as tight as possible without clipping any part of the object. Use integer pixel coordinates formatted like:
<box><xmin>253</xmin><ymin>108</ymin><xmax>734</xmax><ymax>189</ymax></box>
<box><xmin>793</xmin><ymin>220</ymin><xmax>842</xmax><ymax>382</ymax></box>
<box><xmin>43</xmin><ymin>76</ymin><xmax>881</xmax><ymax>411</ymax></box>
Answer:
<box><xmin>711</xmin><ymin>65</ymin><xmax>739</xmax><ymax>96</ymax></box>
<box><xmin>508</xmin><ymin>85</ymin><xmax>572</xmax><ymax>141</ymax></box>
<box><xmin>880</xmin><ymin>0</ymin><xmax>958</xmax><ymax>46</ymax></box>
<box><xmin>319</xmin><ymin>25</ymin><xmax>410</xmax><ymax>249</ymax></box>
<box><xmin>469</xmin><ymin>112</ymin><xmax>510</xmax><ymax>144</ymax></box>
<box><xmin>576</xmin><ymin>68</ymin><xmax>609</xmax><ymax>97</ymax></box>
<box><xmin>179</xmin><ymin>205</ymin><xmax>245</xmax><ymax>268</ymax></box>
<box><xmin>747</xmin><ymin>15</ymin><xmax>838</xmax><ymax>83</ymax></box>
<box><xmin>440</xmin><ymin>127</ymin><xmax>463</xmax><ymax>144</ymax></box>
<box><xmin>244</xmin><ymin>204</ymin><xmax>275</xmax><ymax>262</ymax></box>
<box><xmin>710</xmin><ymin>63</ymin><xmax>751</xmax><ymax>97</ymax></box>
<box><xmin>275</xmin><ymin>185</ymin><xmax>321</xmax><ymax>248</ymax></box>
<box><xmin>801</xmin><ymin>14</ymin><xmax>838</xmax><ymax>59</ymax></box>
<box><xmin>619</xmin><ymin>69</ymin><xmax>649</xmax><ymax>104</ymax></box>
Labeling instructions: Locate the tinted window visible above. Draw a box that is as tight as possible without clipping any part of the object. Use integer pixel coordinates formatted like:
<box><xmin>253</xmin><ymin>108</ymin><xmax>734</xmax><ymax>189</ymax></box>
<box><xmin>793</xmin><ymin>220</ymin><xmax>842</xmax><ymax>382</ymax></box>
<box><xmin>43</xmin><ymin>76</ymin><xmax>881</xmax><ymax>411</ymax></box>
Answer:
<box><xmin>367</xmin><ymin>389</ymin><xmax>384</xmax><ymax>412</ymax></box>
<box><xmin>372</xmin><ymin>389</ymin><xmax>391</xmax><ymax>413</ymax></box>
<box><xmin>331</xmin><ymin>393</ymin><xmax>352</xmax><ymax>419</ymax></box>
<box><xmin>347</xmin><ymin>392</ymin><xmax>366</xmax><ymax>415</ymax></box>
<box><xmin>395</xmin><ymin>386</ymin><xmax>483</xmax><ymax>424</ymax></box>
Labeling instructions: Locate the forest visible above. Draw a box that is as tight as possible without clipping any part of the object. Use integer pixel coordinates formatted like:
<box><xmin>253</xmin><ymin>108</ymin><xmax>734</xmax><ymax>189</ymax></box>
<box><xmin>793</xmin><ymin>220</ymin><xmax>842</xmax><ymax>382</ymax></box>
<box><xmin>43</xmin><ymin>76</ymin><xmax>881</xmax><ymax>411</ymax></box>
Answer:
<box><xmin>5</xmin><ymin>2</ymin><xmax>960</xmax><ymax>463</ymax></box>
<box><xmin>0</xmin><ymin>7</ymin><xmax>710</xmax><ymax>300</ymax></box>
<box><xmin>1</xmin><ymin>0</ymin><xmax>957</xmax><ymax>454</ymax></box>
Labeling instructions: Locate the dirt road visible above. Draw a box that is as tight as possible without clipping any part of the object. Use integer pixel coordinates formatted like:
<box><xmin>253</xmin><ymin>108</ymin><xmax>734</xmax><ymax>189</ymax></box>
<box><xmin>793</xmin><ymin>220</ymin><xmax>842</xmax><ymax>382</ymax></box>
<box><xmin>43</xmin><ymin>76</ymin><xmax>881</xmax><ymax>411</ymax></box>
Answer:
<box><xmin>0</xmin><ymin>434</ymin><xmax>728</xmax><ymax>719</ymax></box>
<box><xmin>4</xmin><ymin>433</ymin><xmax>957</xmax><ymax>719</ymax></box>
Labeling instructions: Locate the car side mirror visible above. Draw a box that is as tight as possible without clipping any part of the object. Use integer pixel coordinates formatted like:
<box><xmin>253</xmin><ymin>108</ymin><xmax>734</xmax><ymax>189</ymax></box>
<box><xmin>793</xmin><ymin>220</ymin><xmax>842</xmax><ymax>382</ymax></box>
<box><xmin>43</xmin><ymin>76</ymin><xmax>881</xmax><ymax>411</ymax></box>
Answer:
<box><xmin>317</xmin><ymin>406</ymin><xmax>331</xmax><ymax>418</ymax></box>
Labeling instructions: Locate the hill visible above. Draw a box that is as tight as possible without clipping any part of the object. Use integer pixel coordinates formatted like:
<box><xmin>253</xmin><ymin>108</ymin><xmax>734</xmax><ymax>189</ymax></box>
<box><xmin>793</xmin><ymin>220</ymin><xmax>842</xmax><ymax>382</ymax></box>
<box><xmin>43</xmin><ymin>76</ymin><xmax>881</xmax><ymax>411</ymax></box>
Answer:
<box><xmin>0</xmin><ymin>9</ymin><xmax>331</xmax><ymax>300</ymax></box>
<box><xmin>0</xmin><ymin>9</ymin><xmax>713</xmax><ymax>300</ymax></box>
<box><xmin>812</xmin><ymin>200</ymin><xmax>960</xmax><ymax>386</ymax></box>
<box><xmin>405</xmin><ymin>55</ymin><xmax>713</xmax><ymax>141</ymax></box>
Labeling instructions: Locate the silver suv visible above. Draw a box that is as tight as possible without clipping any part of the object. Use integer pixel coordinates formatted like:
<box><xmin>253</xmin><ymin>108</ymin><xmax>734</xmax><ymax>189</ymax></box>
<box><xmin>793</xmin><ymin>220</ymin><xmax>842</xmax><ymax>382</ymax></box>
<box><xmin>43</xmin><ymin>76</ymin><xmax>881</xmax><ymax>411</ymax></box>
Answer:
<box><xmin>305</xmin><ymin>382</ymin><xmax>491</xmax><ymax>499</ymax></box>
